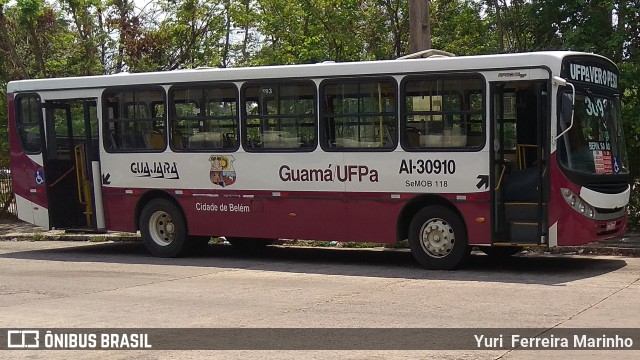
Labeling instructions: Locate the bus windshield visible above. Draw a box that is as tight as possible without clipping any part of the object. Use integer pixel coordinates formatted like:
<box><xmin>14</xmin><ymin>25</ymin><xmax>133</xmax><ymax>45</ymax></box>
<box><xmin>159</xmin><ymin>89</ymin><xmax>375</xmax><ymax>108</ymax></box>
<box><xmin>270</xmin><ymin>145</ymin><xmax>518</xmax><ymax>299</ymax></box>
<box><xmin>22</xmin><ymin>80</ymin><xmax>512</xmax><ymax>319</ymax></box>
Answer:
<box><xmin>558</xmin><ymin>92</ymin><xmax>628</xmax><ymax>176</ymax></box>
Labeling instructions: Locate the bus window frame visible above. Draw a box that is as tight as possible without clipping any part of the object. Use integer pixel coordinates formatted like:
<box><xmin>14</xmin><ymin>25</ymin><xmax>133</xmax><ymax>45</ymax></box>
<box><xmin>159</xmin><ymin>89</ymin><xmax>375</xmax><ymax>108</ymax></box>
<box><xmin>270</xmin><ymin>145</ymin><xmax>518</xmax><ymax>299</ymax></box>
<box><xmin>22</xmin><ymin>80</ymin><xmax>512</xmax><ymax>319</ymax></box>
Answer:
<box><xmin>168</xmin><ymin>82</ymin><xmax>240</xmax><ymax>153</ymax></box>
<box><xmin>319</xmin><ymin>76</ymin><xmax>398</xmax><ymax>153</ymax></box>
<box><xmin>399</xmin><ymin>73</ymin><xmax>486</xmax><ymax>153</ymax></box>
<box><xmin>240</xmin><ymin>79</ymin><xmax>318</xmax><ymax>153</ymax></box>
<box><xmin>14</xmin><ymin>93</ymin><xmax>44</xmax><ymax>155</ymax></box>
<box><xmin>102</xmin><ymin>86</ymin><xmax>168</xmax><ymax>153</ymax></box>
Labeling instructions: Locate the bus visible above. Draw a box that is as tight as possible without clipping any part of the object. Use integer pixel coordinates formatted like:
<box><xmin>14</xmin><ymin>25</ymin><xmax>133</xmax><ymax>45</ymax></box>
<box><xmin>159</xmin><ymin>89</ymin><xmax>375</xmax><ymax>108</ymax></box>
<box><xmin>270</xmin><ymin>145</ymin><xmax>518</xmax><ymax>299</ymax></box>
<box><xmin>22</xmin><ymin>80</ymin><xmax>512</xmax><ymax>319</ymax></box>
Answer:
<box><xmin>7</xmin><ymin>50</ymin><xmax>630</xmax><ymax>269</ymax></box>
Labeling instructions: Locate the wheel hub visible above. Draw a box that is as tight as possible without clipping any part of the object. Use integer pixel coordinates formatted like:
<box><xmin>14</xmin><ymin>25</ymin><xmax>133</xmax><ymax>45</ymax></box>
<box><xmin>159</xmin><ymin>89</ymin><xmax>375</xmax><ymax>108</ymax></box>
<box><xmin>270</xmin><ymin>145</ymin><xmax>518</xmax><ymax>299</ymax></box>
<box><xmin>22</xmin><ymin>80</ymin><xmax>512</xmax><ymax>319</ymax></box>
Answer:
<box><xmin>149</xmin><ymin>210</ymin><xmax>175</xmax><ymax>247</ymax></box>
<box><xmin>420</xmin><ymin>219</ymin><xmax>455</xmax><ymax>258</ymax></box>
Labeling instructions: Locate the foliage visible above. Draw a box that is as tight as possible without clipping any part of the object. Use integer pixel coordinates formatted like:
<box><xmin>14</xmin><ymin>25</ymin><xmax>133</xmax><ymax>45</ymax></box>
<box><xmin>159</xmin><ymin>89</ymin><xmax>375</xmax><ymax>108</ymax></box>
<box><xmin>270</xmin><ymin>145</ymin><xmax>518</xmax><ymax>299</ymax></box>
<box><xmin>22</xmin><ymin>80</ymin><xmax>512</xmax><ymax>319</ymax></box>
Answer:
<box><xmin>431</xmin><ymin>0</ymin><xmax>495</xmax><ymax>55</ymax></box>
<box><xmin>252</xmin><ymin>0</ymin><xmax>368</xmax><ymax>64</ymax></box>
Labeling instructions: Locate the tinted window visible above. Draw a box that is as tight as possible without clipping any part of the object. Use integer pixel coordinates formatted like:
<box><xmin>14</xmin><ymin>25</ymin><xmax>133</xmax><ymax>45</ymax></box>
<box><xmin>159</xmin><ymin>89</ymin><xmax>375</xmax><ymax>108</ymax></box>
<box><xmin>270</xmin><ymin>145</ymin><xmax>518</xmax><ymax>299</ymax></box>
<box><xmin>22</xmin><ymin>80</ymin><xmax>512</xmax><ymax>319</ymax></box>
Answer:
<box><xmin>15</xmin><ymin>95</ymin><xmax>42</xmax><ymax>154</ymax></box>
<box><xmin>103</xmin><ymin>89</ymin><xmax>166</xmax><ymax>152</ymax></box>
<box><xmin>242</xmin><ymin>81</ymin><xmax>316</xmax><ymax>151</ymax></box>
<box><xmin>169</xmin><ymin>84</ymin><xmax>238</xmax><ymax>151</ymax></box>
<box><xmin>321</xmin><ymin>79</ymin><xmax>397</xmax><ymax>151</ymax></box>
<box><xmin>403</xmin><ymin>77</ymin><xmax>483</xmax><ymax>149</ymax></box>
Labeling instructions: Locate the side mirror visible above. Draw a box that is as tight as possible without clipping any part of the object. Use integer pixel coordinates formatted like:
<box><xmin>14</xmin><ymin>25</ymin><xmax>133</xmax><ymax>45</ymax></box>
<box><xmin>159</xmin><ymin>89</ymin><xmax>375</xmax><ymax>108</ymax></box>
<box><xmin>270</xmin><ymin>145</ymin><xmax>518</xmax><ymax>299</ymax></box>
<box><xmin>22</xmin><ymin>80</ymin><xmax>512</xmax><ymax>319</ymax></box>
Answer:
<box><xmin>553</xmin><ymin>77</ymin><xmax>575</xmax><ymax>144</ymax></box>
<box><xmin>561</xmin><ymin>93</ymin><xmax>574</xmax><ymax>125</ymax></box>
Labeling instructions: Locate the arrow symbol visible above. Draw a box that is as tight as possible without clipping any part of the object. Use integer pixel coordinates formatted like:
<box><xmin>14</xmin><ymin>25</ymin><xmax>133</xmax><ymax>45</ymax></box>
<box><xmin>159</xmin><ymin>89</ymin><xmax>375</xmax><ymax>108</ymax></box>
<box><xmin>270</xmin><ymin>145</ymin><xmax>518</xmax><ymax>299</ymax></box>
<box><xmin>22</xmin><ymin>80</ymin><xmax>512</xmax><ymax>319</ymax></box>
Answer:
<box><xmin>102</xmin><ymin>173</ymin><xmax>111</xmax><ymax>185</ymax></box>
<box><xmin>476</xmin><ymin>175</ymin><xmax>489</xmax><ymax>190</ymax></box>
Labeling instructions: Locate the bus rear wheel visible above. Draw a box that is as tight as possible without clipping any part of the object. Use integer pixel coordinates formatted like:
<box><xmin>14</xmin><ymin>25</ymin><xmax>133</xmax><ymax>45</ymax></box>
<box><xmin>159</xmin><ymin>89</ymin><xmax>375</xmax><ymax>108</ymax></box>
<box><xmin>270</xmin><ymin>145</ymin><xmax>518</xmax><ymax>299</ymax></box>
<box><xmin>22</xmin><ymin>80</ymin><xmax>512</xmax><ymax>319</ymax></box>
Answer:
<box><xmin>140</xmin><ymin>198</ymin><xmax>188</xmax><ymax>257</ymax></box>
<box><xmin>408</xmin><ymin>206</ymin><xmax>470</xmax><ymax>270</ymax></box>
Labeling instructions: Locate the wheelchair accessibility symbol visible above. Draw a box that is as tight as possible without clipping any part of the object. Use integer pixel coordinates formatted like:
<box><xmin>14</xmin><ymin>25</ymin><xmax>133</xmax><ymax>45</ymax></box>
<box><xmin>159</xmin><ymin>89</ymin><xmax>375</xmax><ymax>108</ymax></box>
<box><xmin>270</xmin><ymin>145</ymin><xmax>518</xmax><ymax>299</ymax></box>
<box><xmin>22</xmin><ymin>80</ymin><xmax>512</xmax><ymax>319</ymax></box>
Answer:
<box><xmin>35</xmin><ymin>170</ymin><xmax>44</xmax><ymax>185</ymax></box>
<box><xmin>613</xmin><ymin>156</ymin><xmax>620</xmax><ymax>174</ymax></box>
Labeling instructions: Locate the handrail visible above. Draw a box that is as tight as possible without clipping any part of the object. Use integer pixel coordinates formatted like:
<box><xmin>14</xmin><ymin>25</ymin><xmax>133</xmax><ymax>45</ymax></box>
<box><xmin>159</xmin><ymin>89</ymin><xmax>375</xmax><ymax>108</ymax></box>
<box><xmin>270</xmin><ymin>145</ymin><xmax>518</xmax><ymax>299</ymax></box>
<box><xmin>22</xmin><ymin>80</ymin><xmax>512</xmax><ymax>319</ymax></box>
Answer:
<box><xmin>517</xmin><ymin>144</ymin><xmax>536</xmax><ymax>170</ymax></box>
<box><xmin>48</xmin><ymin>166</ymin><xmax>76</xmax><ymax>188</ymax></box>
<box><xmin>517</xmin><ymin>144</ymin><xmax>545</xmax><ymax>170</ymax></box>
<box><xmin>495</xmin><ymin>164</ymin><xmax>506</xmax><ymax>191</ymax></box>
<box><xmin>74</xmin><ymin>144</ymin><xmax>93</xmax><ymax>226</ymax></box>
<box><xmin>74</xmin><ymin>145</ymin><xmax>86</xmax><ymax>204</ymax></box>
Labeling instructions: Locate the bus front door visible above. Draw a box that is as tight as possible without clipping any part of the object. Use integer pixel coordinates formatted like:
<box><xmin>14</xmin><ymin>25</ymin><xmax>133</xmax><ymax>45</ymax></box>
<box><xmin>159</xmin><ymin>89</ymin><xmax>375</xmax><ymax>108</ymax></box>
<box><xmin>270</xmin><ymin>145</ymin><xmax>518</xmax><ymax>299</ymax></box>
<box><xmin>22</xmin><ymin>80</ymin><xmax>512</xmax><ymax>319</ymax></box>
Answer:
<box><xmin>43</xmin><ymin>99</ymin><xmax>100</xmax><ymax>230</ymax></box>
<box><xmin>490</xmin><ymin>80</ymin><xmax>548</xmax><ymax>246</ymax></box>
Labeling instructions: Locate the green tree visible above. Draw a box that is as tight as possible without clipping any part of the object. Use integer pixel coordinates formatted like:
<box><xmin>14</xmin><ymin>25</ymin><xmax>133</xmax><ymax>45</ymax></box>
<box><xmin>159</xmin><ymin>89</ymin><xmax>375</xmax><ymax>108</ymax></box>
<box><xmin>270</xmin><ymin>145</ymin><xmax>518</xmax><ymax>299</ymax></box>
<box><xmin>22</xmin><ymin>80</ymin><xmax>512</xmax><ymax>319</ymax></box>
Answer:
<box><xmin>253</xmin><ymin>0</ymin><xmax>367</xmax><ymax>64</ymax></box>
<box><xmin>154</xmin><ymin>0</ymin><xmax>227</xmax><ymax>70</ymax></box>
<box><xmin>362</xmin><ymin>0</ymin><xmax>409</xmax><ymax>59</ymax></box>
<box><xmin>431</xmin><ymin>0</ymin><xmax>496</xmax><ymax>55</ymax></box>
<box><xmin>57</xmin><ymin>0</ymin><xmax>105</xmax><ymax>75</ymax></box>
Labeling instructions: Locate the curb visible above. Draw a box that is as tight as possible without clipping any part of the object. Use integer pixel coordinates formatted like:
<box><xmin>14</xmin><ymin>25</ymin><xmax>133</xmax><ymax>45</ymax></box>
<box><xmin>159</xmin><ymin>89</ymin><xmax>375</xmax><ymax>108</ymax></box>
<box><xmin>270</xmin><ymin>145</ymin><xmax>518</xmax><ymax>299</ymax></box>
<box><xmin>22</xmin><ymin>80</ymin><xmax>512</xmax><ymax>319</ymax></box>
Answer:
<box><xmin>0</xmin><ymin>234</ymin><xmax>139</xmax><ymax>242</ymax></box>
<box><xmin>548</xmin><ymin>246</ymin><xmax>640</xmax><ymax>257</ymax></box>
<box><xmin>1</xmin><ymin>234</ymin><xmax>640</xmax><ymax>257</ymax></box>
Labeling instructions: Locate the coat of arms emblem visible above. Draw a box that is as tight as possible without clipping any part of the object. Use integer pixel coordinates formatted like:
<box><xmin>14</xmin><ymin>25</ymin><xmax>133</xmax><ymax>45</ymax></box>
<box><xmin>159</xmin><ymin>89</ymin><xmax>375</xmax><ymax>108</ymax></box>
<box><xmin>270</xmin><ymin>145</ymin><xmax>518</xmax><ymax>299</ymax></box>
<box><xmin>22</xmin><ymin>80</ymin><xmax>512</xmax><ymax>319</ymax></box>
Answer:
<box><xmin>209</xmin><ymin>155</ymin><xmax>236</xmax><ymax>187</ymax></box>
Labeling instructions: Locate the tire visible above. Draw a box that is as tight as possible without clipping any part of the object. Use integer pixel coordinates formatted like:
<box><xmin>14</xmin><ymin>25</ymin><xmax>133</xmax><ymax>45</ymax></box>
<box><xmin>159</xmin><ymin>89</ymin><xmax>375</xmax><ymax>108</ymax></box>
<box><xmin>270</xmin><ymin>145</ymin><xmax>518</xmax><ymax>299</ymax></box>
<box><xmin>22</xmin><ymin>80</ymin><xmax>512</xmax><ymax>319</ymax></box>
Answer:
<box><xmin>480</xmin><ymin>246</ymin><xmax>523</xmax><ymax>258</ymax></box>
<box><xmin>408</xmin><ymin>205</ymin><xmax>470</xmax><ymax>270</ymax></box>
<box><xmin>140</xmin><ymin>198</ymin><xmax>188</xmax><ymax>257</ymax></box>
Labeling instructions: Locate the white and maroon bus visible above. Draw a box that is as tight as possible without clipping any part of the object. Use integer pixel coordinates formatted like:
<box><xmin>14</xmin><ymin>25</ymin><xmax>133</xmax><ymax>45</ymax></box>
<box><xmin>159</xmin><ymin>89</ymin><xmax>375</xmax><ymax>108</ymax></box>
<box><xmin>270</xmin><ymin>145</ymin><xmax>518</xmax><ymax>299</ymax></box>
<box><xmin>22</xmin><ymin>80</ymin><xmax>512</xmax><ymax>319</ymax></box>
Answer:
<box><xmin>7</xmin><ymin>50</ymin><xmax>630</xmax><ymax>269</ymax></box>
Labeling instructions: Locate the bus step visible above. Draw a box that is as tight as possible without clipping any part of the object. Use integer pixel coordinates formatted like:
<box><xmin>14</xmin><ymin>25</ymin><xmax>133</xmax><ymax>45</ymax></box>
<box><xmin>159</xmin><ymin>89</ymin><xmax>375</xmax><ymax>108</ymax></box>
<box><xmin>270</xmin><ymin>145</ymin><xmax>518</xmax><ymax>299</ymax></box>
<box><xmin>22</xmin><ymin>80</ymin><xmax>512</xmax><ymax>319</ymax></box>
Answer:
<box><xmin>504</xmin><ymin>202</ymin><xmax>543</xmax><ymax>221</ymax></box>
<box><xmin>508</xmin><ymin>221</ymin><xmax>539</xmax><ymax>244</ymax></box>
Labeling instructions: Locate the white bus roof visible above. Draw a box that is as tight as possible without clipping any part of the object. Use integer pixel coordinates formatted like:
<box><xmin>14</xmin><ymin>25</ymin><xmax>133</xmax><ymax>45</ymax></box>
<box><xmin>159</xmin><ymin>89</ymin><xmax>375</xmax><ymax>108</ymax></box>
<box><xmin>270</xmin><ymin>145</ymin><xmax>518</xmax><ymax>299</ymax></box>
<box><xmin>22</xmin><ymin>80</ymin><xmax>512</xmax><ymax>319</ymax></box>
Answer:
<box><xmin>7</xmin><ymin>51</ymin><xmax>613</xmax><ymax>93</ymax></box>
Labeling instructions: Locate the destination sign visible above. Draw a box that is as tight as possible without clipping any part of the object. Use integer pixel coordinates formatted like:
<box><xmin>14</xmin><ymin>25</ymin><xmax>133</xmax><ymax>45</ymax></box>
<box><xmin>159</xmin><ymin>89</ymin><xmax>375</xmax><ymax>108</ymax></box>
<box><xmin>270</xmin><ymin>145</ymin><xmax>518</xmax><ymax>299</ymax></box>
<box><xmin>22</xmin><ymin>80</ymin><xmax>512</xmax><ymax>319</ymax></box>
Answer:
<box><xmin>561</xmin><ymin>57</ymin><xmax>618</xmax><ymax>90</ymax></box>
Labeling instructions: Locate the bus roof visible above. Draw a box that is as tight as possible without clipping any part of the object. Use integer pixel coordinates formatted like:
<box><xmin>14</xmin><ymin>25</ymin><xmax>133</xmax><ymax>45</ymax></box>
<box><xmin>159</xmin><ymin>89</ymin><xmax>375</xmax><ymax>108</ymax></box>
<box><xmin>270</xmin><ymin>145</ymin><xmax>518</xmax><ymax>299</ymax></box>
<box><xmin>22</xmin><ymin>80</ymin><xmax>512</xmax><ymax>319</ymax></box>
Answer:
<box><xmin>7</xmin><ymin>51</ymin><xmax>614</xmax><ymax>93</ymax></box>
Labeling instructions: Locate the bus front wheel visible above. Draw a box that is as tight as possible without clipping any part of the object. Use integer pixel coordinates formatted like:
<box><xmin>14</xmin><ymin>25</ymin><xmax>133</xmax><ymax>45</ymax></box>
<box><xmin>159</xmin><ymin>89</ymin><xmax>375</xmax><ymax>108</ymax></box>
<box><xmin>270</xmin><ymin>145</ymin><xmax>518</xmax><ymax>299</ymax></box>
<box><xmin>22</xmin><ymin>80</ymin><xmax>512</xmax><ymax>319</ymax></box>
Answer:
<box><xmin>140</xmin><ymin>198</ymin><xmax>188</xmax><ymax>257</ymax></box>
<box><xmin>408</xmin><ymin>206</ymin><xmax>470</xmax><ymax>270</ymax></box>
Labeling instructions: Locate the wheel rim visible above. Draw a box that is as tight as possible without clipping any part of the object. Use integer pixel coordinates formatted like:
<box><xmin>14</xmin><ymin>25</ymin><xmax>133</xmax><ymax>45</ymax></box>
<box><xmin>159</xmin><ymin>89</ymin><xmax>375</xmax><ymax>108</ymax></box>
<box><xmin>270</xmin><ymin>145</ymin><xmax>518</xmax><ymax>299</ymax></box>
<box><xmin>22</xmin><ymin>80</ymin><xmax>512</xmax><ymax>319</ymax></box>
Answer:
<box><xmin>148</xmin><ymin>210</ymin><xmax>175</xmax><ymax>247</ymax></box>
<box><xmin>419</xmin><ymin>217</ymin><xmax>455</xmax><ymax>258</ymax></box>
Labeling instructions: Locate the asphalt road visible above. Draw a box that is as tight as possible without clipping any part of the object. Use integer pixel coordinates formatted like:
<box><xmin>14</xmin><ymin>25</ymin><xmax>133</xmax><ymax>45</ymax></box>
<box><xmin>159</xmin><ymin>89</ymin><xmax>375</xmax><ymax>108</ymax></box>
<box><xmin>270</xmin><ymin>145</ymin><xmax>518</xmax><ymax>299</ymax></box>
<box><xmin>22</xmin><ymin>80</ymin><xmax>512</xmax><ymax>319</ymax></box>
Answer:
<box><xmin>0</xmin><ymin>240</ymin><xmax>639</xmax><ymax>359</ymax></box>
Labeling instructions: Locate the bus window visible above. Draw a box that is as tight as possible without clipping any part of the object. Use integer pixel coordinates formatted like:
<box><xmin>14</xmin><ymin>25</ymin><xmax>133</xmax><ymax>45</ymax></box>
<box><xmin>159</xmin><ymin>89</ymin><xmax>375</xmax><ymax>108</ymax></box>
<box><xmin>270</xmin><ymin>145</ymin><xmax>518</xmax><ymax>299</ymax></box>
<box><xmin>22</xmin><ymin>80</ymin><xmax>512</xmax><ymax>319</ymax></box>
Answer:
<box><xmin>169</xmin><ymin>83</ymin><xmax>238</xmax><ymax>151</ymax></box>
<box><xmin>103</xmin><ymin>88</ymin><xmax>166</xmax><ymax>152</ymax></box>
<box><xmin>15</xmin><ymin>95</ymin><xmax>42</xmax><ymax>154</ymax></box>
<box><xmin>242</xmin><ymin>81</ymin><xmax>316</xmax><ymax>151</ymax></box>
<box><xmin>402</xmin><ymin>76</ymin><xmax>483</xmax><ymax>150</ymax></box>
<box><xmin>321</xmin><ymin>78</ymin><xmax>397</xmax><ymax>151</ymax></box>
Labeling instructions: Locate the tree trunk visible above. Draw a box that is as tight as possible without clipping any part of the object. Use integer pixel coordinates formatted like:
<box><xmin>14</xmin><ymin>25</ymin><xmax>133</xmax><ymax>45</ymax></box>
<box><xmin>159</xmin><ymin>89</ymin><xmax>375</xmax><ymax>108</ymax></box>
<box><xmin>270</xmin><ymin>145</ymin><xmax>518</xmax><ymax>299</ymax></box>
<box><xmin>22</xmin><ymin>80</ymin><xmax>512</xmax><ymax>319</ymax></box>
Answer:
<box><xmin>493</xmin><ymin>0</ymin><xmax>504</xmax><ymax>52</ymax></box>
<box><xmin>241</xmin><ymin>0</ymin><xmax>250</xmax><ymax>60</ymax></box>
<box><xmin>222</xmin><ymin>0</ymin><xmax>231</xmax><ymax>68</ymax></box>
<box><xmin>98</xmin><ymin>6</ymin><xmax>106</xmax><ymax>72</ymax></box>
<box><xmin>27</xmin><ymin>23</ymin><xmax>46</xmax><ymax>77</ymax></box>
<box><xmin>409</xmin><ymin>0</ymin><xmax>431</xmax><ymax>53</ymax></box>
<box><xmin>0</xmin><ymin>5</ymin><xmax>28</xmax><ymax>77</ymax></box>
<box><xmin>0</xmin><ymin>192</ymin><xmax>14</xmax><ymax>217</ymax></box>
<box><xmin>615</xmin><ymin>0</ymin><xmax>625</xmax><ymax>62</ymax></box>
<box><xmin>424</xmin><ymin>0</ymin><xmax>431</xmax><ymax>50</ymax></box>
<box><xmin>116</xmin><ymin>1</ymin><xmax>129</xmax><ymax>72</ymax></box>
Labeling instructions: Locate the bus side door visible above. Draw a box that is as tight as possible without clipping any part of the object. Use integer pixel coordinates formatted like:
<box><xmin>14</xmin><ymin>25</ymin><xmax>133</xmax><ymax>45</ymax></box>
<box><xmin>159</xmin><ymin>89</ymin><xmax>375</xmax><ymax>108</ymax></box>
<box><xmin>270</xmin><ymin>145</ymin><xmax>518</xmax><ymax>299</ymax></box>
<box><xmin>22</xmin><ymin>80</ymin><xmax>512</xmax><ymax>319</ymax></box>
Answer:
<box><xmin>489</xmin><ymin>72</ymin><xmax>549</xmax><ymax>245</ymax></box>
<box><xmin>42</xmin><ymin>98</ymin><xmax>101</xmax><ymax>230</ymax></box>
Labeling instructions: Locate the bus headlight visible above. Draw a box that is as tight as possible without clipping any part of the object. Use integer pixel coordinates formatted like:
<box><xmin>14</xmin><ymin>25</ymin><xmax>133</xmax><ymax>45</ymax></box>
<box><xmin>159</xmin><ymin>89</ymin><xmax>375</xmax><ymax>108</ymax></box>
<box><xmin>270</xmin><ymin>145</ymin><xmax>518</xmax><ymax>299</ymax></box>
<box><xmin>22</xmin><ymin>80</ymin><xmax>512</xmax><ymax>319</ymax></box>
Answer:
<box><xmin>561</xmin><ymin>188</ymin><xmax>596</xmax><ymax>219</ymax></box>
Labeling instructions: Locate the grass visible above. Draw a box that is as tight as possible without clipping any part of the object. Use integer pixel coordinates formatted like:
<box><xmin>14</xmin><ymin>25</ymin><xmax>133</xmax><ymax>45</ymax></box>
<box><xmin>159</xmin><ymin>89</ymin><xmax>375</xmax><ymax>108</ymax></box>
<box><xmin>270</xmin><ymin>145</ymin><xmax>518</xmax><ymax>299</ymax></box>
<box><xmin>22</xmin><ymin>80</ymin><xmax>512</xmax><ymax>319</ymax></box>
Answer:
<box><xmin>284</xmin><ymin>239</ymin><xmax>408</xmax><ymax>249</ymax></box>
<box><xmin>88</xmin><ymin>235</ymin><xmax>107</xmax><ymax>243</ymax></box>
<box><xmin>31</xmin><ymin>233</ymin><xmax>45</xmax><ymax>241</ymax></box>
